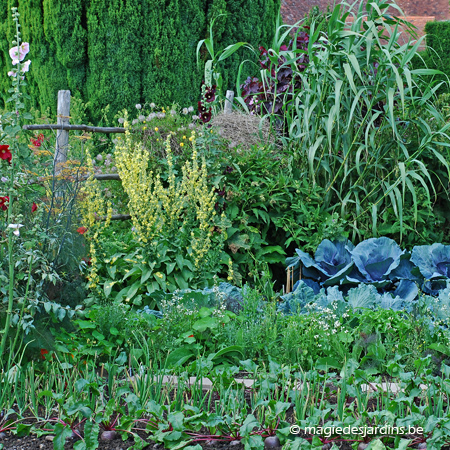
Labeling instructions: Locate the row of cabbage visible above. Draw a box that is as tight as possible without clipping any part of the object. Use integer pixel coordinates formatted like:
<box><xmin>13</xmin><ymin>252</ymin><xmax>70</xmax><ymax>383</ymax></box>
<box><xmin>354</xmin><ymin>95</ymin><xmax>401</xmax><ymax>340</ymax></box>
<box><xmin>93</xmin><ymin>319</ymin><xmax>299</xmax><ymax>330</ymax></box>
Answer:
<box><xmin>280</xmin><ymin>238</ymin><xmax>450</xmax><ymax>316</ymax></box>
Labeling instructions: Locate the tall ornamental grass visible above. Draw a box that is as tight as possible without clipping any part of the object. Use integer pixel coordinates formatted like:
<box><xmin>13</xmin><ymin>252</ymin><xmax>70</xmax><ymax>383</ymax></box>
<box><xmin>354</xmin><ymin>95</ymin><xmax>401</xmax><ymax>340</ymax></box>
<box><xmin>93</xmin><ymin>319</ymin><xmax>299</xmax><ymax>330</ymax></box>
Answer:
<box><xmin>238</xmin><ymin>0</ymin><xmax>450</xmax><ymax>243</ymax></box>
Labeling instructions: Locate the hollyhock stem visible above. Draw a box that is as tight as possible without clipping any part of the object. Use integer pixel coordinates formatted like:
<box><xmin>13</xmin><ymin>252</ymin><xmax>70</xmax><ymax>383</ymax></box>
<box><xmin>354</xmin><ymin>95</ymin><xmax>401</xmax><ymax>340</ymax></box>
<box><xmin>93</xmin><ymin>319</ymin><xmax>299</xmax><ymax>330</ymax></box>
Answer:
<box><xmin>0</xmin><ymin>8</ymin><xmax>23</xmax><ymax>357</ymax></box>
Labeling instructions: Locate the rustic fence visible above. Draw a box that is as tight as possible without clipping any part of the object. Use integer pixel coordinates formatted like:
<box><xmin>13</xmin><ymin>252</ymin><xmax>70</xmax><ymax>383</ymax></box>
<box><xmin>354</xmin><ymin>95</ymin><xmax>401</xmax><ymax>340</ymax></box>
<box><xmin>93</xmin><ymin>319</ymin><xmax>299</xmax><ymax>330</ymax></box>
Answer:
<box><xmin>23</xmin><ymin>90</ymin><xmax>128</xmax><ymax>220</ymax></box>
<box><xmin>22</xmin><ymin>89</ymin><xmax>236</xmax><ymax>221</ymax></box>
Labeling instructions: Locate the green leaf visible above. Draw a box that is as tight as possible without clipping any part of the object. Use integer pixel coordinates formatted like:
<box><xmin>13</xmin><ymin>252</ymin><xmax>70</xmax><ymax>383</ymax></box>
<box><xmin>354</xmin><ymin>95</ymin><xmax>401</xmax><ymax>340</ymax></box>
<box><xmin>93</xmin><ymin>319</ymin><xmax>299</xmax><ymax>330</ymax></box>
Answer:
<box><xmin>166</xmin><ymin>347</ymin><xmax>194</xmax><ymax>367</ymax></box>
<box><xmin>75</xmin><ymin>320</ymin><xmax>96</xmax><ymax>330</ymax></box>
<box><xmin>141</xmin><ymin>267</ymin><xmax>153</xmax><ymax>283</ymax></box>
<box><xmin>53</xmin><ymin>423</ymin><xmax>72</xmax><ymax>450</ymax></box>
<box><xmin>193</xmin><ymin>316</ymin><xmax>217</xmax><ymax>332</ymax></box>
<box><xmin>167</xmin><ymin>411</ymin><xmax>185</xmax><ymax>431</ymax></box>
<box><xmin>210</xmin><ymin>345</ymin><xmax>243</xmax><ymax>360</ymax></box>
<box><xmin>84</xmin><ymin>421</ymin><xmax>99</xmax><ymax>449</ymax></box>
<box><xmin>122</xmin><ymin>266</ymin><xmax>141</xmax><ymax>281</ymax></box>
<box><xmin>92</xmin><ymin>330</ymin><xmax>105</xmax><ymax>341</ymax></box>
<box><xmin>104</xmin><ymin>280</ymin><xmax>116</xmax><ymax>298</ymax></box>
<box><xmin>368</xmin><ymin>439</ymin><xmax>386</xmax><ymax>450</ymax></box>
<box><xmin>75</xmin><ymin>379</ymin><xmax>89</xmax><ymax>393</ymax></box>
<box><xmin>129</xmin><ymin>434</ymin><xmax>148</xmax><ymax>450</ymax></box>
<box><xmin>239</xmin><ymin>414</ymin><xmax>259</xmax><ymax>436</ymax></box>
<box><xmin>124</xmin><ymin>280</ymin><xmax>142</xmax><ymax>301</ymax></box>
<box><xmin>218</xmin><ymin>42</ymin><xmax>247</xmax><ymax>62</ymax></box>
<box><xmin>166</xmin><ymin>262</ymin><xmax>176</xmax><ymax>275</ymax></box>
<box><xmin>242</xmin><ymin>434</ymin><xmax>264</xmax><ymax>450</ymax></box>
<box><xmin>315</xmin><ymin>357</ymin><xmax>341</xmax><ymax>371</ymax></box>
<box><xmin>57</xmin><ymin>308</ymin><xmax>66</xmax><ymax>321</ymax></box>
<box><xmin>15</xmin><ymin>423</ymin><xmax>32</xmax><ymax>437</ymax></box>
<box><xmin>106</xmin><ymin>264</ymin><xmax>117</xmax><ymax>280</ymax></box>
<box><xmin>428</xmin><ymin>343</ymin><xmax>450</xmax><ymax>357</ymax></box>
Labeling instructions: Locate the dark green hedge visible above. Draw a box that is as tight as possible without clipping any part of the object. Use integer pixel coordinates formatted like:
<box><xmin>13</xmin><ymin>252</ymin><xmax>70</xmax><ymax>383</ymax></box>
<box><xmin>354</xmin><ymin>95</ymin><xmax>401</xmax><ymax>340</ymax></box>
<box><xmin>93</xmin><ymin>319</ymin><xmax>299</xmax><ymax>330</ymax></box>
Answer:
<box><xmin>412</xmin><ymin>21</ymin><xmax>450</xmax><ymax>93</ymax></box>
<box><xmin>0</xmin><ymin>0</ymin><xmax>280</xmax><ymax>123</ymax></box>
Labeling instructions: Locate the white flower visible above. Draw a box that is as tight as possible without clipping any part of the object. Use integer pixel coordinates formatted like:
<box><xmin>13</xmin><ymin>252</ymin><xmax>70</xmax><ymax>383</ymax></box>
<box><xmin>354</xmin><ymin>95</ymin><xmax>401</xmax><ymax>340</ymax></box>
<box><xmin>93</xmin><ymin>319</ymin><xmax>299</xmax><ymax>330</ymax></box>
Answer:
<box><xmin>8</xmin><ymin>224</ymin><xmax>24</xmax><ymax>236</ymax></box>
<box><xmin>182</xmin><ymin>108</ymin><xmax>188</xmax><ymax>115</ymax></box>
<box><xmin>1</xmin><ymin>177</ymin><xmax>8</xmax><ymax>182</ymax></box>
<box><xmin>150</xmin><ymin>103</ymin><xmax>156</xmax><ymax>108</ymax></box>
<box><xmin>118</xmin><ymin>118</ymin><xmax>124</xmax><ymax>124</ymax></box>
<box><xmin>188</xmin><ymin>106</ymin><xmax>194</xmax><ymax>113</ymax></box>
<box><xmin>135</xmin><ymin>103</ymin><xmax>142</xmax><ymax>110</ymax></box>
<box><xmin>7</xmin><ymin>70</ymin><xmax>16</xmax><ymax>77</ymax></box>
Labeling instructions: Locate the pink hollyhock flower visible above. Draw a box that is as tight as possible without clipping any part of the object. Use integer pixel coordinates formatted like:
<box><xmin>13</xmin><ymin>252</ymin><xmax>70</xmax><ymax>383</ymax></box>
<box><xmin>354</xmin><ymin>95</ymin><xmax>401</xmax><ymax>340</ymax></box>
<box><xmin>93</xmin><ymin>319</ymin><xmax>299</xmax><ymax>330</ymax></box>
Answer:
<box><xmin>8</xmin><ymin>224</ymin><xmax>24</xmax><ymax>236</ymax></box>
<box><xmin>21</xmin><ymin>60</ymin><xmax>31</xmax><ymax>72</ymax></box>
<box><xmin>9</xmin><ymin>42</ymin><xmax>30</xmax><ymax>65</ymax></box>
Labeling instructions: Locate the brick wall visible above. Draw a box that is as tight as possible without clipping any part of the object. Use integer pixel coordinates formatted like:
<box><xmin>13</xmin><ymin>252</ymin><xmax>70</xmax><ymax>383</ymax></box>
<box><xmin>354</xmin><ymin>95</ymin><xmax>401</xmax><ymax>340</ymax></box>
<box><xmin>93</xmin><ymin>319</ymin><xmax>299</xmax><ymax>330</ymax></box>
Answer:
<box><xmin>280</xmin><ymin>0</ymin><xmax>450</xmax><ymax>36</ymax></box>
<box><xmin>398</xmin><ymin>0</ymin><xmax>449</xmax><ymax>21</ymax></box>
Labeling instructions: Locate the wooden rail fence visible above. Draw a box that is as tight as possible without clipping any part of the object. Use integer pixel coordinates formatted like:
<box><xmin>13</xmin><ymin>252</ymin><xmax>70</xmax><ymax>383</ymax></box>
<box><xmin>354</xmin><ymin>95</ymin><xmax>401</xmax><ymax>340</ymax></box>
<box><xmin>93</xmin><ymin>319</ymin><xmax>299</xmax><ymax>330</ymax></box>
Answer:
<box><xmin>22</xmin><ymin>89</ymin><xmax>236</xmax><ymax>221</ymax></box>
<box><xmin>22</xmin><ymin>90</ymin><xmax>128</xmax><ymax>220</ymax></box>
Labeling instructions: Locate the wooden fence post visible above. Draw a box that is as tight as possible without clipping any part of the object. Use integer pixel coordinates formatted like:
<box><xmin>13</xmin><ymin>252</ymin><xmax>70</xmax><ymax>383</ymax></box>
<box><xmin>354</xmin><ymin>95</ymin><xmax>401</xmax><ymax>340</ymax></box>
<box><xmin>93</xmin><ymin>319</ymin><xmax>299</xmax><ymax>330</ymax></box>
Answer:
<box><xmin>54</xmin><ymin>90</ymin><xmax>71</xmax><ymax>173</ymax></box>
<box><xmin>224</xmin><ymin>90</ymin><xmax>234</xmax><ymax>114</ymax></box>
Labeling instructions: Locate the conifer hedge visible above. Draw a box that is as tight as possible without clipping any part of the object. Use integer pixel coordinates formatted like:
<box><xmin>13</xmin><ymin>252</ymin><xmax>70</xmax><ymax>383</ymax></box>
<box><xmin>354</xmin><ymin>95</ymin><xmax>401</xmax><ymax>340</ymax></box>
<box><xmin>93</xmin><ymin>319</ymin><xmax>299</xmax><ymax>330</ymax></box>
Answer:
<box><xmin>413</xmin><ymin>22</ymin><xmax>450</xmax><ymax>94</ymax></box>
<box><xmin>0</xmin><ymin>0</ymin><xmax>280</xmax><ymax>123</ymax></box>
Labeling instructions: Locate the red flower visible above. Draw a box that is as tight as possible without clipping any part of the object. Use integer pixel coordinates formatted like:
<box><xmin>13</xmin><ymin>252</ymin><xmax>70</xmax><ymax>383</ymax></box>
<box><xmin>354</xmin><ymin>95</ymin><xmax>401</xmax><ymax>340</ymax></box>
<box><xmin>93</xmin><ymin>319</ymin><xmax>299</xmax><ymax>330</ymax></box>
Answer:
<box><xmin>81</xmin><ymin>257</ymin><xmax>92</xmax><ymax>266</ymax></box>
<box><xmin>31</xmin><ymin>202</ymin><xmax>38</xmax><ymax>212</ymax></box>
<box><xmin>0</xmin><ymin>145</ymin><xmax>12</xmax><ymax>164</ymax></box>
<box><xmin>77</xmin><ymin>226</ymin><xmax>88</xmax><ymax>235</ymax></box>
<box><xmin>31</xmin><ymin>134</ymin><xmax>45</xmax><ymax>147</ymax></box>
<box><xmin>202</xmin><ymin>83</ymin><xmax>216</xmax><ymax>103</ymax></box>
<box><xmin>199</xmin><ymin>108</ymin><xmax>212</xmax><ymax>123</ymax></box>
<box><xmin>40</xmin><ymin>348</ymin><xmax>49</xmax><ymax>360</ymax></box>
<box><xmin>198</xmin><ymin>101</ymin><xmax>208</xmax><ymax>114</ymax></box>
<box><xmin>188</xmin><ymin>335</ymin><xmax>194</xmax><ymax>338</ymax></box>
<box><xmin>0</xmin><ymin>196</ymin><xmax>9</xmax><ymax>211</ymax></box>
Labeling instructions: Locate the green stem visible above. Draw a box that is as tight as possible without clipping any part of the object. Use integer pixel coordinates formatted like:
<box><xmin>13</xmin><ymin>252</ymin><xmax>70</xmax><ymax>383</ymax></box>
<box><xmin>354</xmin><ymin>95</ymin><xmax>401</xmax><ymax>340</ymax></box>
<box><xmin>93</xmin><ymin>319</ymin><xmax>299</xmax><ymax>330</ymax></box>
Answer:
<box><xmin>10</xmin><ymin>254</ymin><xmax>34</xmax><ymax>358</ymax></box>
<box><xmin>0</xmin><ymin>9</ymin><xmax>23</xmax><ymax>356</ymax></box>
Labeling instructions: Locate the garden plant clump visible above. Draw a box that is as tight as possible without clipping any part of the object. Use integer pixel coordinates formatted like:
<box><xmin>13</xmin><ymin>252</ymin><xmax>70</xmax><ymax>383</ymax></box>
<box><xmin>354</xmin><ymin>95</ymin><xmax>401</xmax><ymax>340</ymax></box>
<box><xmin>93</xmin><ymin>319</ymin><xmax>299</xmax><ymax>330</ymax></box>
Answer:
<box><xmin>3</xmin><ymin>0</ymin><xmax>450</xmax><ymax>449</ymax></box>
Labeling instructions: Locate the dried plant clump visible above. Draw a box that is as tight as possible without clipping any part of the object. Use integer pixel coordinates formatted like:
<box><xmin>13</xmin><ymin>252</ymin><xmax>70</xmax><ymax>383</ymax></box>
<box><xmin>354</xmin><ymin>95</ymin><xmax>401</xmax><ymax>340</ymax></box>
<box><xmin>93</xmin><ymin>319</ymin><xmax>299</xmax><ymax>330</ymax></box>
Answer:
<box><xmin>210</xmin><ymin>111</ymin><xmax>276</xmax><ymax>149</ymax></box>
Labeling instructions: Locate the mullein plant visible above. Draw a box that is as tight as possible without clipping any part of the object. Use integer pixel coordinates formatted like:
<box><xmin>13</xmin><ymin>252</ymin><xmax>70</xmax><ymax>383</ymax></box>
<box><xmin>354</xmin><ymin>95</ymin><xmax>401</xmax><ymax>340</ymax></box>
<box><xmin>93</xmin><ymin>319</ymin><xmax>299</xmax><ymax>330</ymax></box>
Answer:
<box><xmin>114</xmin><ymin>119</ymin><xmax>227</xmax><ymax>288</ymax></box>
<box><xmin>0</xmin><ymin>8</ymin><xmax>34</xmax><ymax>356</ymax></box>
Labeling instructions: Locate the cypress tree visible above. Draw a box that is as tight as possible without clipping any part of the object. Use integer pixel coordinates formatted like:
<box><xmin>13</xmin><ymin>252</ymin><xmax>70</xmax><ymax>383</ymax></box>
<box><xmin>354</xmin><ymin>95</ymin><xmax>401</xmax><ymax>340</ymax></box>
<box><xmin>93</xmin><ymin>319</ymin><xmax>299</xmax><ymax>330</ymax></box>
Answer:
<box><xmin>43</xmin><ymin>0</ymin><xmax>87</xmax><ymax>95</ymax></box>
<box><xmin>86</xmin><ymin>0</ymin><xmax>144</xmax><ymax>123</ymax></box>
<box><xmin>141</xmin><ymin>0</ymin><xmax>207</xmax><ymax>108</ymax></box>
<box><xmin>0</xmin><ymin>0</ymin><xmax>280</xmax><ymax>120</ymax></box>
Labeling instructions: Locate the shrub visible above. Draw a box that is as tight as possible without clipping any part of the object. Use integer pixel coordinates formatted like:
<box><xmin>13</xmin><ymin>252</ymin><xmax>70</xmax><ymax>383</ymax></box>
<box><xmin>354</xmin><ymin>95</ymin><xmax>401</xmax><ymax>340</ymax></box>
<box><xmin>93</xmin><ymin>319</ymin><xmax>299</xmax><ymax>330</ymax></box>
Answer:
<box><xmin>0</xmin><ymin>0</ymin><xmax>280</xmax><ymax>123</ymax></box>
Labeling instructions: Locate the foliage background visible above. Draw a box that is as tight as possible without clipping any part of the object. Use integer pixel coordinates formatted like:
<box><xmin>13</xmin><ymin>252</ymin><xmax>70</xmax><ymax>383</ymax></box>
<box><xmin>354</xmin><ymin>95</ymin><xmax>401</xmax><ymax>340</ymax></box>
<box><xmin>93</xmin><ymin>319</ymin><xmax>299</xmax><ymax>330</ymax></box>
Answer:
<box><xmin>0</xmin><ymin>0</ymin><xmax>280</xmax><ymax>123</ymax></box>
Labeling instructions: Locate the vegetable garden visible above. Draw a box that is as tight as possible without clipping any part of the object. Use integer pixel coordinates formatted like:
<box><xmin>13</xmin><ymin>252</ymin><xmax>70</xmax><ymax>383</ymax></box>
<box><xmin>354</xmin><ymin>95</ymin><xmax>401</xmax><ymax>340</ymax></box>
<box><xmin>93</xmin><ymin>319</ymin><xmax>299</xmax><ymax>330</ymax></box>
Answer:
<box><xmin>2</xmin><ymin>0</ymin><xmax>450</xmax><ymax>449</ymax></box>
